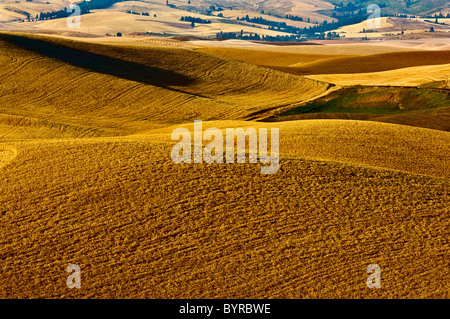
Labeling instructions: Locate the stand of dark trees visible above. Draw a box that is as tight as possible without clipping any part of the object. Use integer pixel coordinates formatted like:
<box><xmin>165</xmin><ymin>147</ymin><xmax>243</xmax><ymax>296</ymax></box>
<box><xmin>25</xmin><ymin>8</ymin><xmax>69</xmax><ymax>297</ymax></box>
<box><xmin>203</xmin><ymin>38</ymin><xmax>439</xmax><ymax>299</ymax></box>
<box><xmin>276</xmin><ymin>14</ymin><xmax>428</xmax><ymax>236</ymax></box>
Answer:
<box><xmin>237</xmin><ymin>15</ymin><xmax>303</xmax><ymax>34</ymax></box>
<box><xmin>216</xmin><ymin>31</ymin><xmax>303</xmax><ymax>42</ymax></box>
<box><xmin>180</xmin><ymin>16</ymin><xmax>212</xmax><ymax>24</ymax></box>
<box><xmin>303</xmin><ymin>10</ymin><xmax>369</xmax><ymax>35</ymax></box>
<box><xmin>285</xmin><ymin>15</ymin><xmax>303</xmax><ymax>21</ymax></box>
<box><xmin>421</xmin><ymin>12</ymin><xmax>450</xmax><ymax>18</ymax></box>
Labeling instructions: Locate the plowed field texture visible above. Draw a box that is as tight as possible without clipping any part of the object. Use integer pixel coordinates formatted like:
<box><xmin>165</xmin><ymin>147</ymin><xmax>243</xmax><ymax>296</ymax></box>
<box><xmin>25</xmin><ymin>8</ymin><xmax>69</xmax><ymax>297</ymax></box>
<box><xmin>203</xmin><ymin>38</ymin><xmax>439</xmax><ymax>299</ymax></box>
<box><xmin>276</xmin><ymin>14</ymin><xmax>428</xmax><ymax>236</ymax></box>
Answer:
<box><xmin>0</xmin><ymin>32</ymin><xmax>448</xmax><ymax>298</ymax></box>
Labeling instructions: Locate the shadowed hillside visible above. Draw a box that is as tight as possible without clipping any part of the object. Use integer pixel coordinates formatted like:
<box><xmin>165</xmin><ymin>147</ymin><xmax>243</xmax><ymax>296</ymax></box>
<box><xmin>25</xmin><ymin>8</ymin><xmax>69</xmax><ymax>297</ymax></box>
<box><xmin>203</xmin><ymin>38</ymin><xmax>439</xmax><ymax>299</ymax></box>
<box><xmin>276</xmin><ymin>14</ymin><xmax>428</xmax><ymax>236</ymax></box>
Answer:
<box><xmin>0</xmin><ymin>33</ymin><xmax>330</xmax><ymax>139</ymax></box>
<box><xmin>0</xmin><ymin>33</ymin><xmax>197</xmax><ymax>89</ymax></box>
<box><xmin>269</xmin><ymin>51</ymin><xmax>450</xmax><ymax>76</ymax></box>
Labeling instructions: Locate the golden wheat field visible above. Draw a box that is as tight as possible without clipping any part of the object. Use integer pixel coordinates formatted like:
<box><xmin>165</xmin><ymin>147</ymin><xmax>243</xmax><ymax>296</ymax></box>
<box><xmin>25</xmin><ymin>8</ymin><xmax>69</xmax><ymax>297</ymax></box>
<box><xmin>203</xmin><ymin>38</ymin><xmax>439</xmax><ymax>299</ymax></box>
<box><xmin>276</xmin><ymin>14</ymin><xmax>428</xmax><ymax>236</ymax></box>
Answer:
<box><xmin>307</xmin><ymin>63</ymin><xmax>450</xmax><ymax>87</ymax></box>
<box><xmin>0</xmin><ymin>32</ymin><xmax>449</xmax><ymax>299</ymax></box>
<box><xmin>196</xmin><ymin>47</ymin><xmax>347</xmax><ymax>68</ymax></box>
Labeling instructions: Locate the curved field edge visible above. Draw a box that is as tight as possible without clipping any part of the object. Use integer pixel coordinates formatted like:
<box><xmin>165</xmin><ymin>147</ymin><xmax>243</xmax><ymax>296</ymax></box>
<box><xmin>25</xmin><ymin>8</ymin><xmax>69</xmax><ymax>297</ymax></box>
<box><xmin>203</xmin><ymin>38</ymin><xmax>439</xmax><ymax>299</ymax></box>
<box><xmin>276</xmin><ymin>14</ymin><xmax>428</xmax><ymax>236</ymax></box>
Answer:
<box><xmin>0</xmin><ymin>138</ymin><xmax>448</xmax><ymax>298</ymax></box>
<box><xmin>136</xmin><ymin>119</ymin><xmax>450</xmax><ymax>179</ymax></box>
<box><xmin>306</xmin><ymin>64</ymin><xmax>450</xmax><ymax>88</ymax></box>
<box><xmin>266</xmin><ymin>86</ymin><xmax>450</xmax><ymax>132</ymax></box>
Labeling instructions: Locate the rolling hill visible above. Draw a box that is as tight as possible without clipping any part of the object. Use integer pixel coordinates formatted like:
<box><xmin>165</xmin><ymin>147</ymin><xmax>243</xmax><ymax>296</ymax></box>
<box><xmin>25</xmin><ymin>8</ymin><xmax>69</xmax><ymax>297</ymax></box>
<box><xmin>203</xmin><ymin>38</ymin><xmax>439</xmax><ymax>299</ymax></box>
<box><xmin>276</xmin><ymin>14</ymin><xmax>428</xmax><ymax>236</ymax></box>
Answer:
<box><xmin>0</xmin><ymin>32</ymin><xmax>448</xmax><ymax>299</ymax></box>
<box><xmin>0</xmin><ymin>32</ymin><xmax>330</xmax><ymax>139</ymax></box>
<box><xmin>0</xmin><ymin>120</ymin><xmax>449</xmax><ymax>298</ymax></box>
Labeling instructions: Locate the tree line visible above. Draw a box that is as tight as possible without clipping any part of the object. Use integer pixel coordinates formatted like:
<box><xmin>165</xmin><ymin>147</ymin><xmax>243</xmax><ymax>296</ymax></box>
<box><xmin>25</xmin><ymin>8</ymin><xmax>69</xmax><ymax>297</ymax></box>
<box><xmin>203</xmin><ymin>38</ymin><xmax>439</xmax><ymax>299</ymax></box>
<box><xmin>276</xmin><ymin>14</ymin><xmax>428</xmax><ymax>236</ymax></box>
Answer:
<box><xmin>126</xmin><ymin>11</ymin><xmax>155</xmax><ymax>17</ymax></box>
<box><xmin>216</xmin><ymin>31</ymin><xmax>303</xmax><ymax>42</ymax></box>
<box><xmin>303</xmin><ymin>11</ymin><xmax>369</xmax><ymax>36</ymax></box>
<box><xmin>180</xmin><ymin>16</ymin><xmax>212</xmax><ymax>24</ymax></box>
<box><xmin>237</xmin><ymin>15</ymin><xmax>303</xmax><ymax>34</ymax></box>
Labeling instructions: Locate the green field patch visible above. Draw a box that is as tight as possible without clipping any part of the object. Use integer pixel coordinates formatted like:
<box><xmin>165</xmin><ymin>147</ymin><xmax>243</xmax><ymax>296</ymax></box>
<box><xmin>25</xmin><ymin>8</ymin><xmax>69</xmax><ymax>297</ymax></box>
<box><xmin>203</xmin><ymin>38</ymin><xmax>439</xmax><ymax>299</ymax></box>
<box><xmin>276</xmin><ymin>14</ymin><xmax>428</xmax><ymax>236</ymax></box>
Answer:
<box><xmin>279</xmin><ymin>86</ymin><xmax>450</xmax><ymax>117</ymax></box>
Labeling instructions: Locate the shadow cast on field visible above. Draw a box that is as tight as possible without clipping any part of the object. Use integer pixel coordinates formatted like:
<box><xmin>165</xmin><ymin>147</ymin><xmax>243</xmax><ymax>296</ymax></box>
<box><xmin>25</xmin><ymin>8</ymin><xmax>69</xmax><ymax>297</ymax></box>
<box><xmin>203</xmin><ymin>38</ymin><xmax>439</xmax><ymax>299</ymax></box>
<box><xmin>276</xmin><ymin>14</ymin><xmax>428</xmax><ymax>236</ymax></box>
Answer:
<box><xmin>0</xmin><ymin>33</ymin><xmax>199</xmax><ymax>92</ymax></box>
